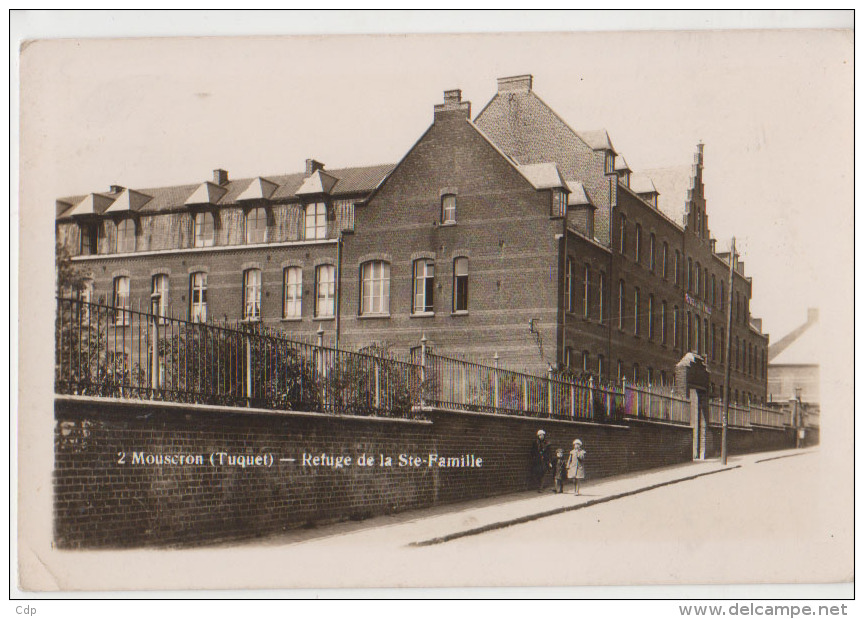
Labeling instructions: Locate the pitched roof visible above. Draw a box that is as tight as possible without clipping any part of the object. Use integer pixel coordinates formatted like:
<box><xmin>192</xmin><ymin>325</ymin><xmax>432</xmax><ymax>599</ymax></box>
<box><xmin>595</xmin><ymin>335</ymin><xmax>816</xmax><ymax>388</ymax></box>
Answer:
<box><xmin>769</xmin><ymin>309</ymin><xmax>819</xmax><ymax>364</ymax></box>
<box><xmin>578</xmin><ymin>129</ymin><xmax>616</xmax><ymax>153</ymax></box>
<box><xmin>517</xmin><ymin>162</ymin><xmax>565</xmax><ymax>190</ymax></box>
<box><xmin>56</xmin><ymin>163</ymin><xmax>396</xmax><ymax>219</ymax></box>
<box><xmin>629</xmin><ymin>173</ymin><xmax>658</xmax><ymax>196</ymax></box>
<box><xmin>614</xmin><ymin>155</ymin><xmax>631</xmax><ymax>172</ymax></box>
<box><xmin>104</xmin><ymin>188</ymin><xmax>152</xmax><ymax>213</ymax></box>
<box><xmin>564</xmin><ymin>180</ymin><xmax>593</xmax><ymax>206</ymax></box>
<box><xmin>296</xmin><ymin>170</ymin><xmax>339</xmax><ymax>196</ymax></box>
<box><xmin>236</xmin><ymin>177</ymin><xmax>278</xmax><ymax>201</ymax></box>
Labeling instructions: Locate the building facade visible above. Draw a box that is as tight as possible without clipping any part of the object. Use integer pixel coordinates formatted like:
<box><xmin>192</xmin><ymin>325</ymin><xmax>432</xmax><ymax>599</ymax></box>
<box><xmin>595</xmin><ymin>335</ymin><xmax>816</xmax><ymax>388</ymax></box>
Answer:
<box><xmin>55</xmin><ymin>75</ymin><xmax>769</xmax><ymax>404</ymax></box>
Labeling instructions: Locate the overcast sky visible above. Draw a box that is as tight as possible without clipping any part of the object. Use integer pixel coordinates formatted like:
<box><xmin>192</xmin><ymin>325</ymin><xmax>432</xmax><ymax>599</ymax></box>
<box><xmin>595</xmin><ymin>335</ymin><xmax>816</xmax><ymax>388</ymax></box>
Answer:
<box><xmin>19</xmin><ymin>21</ymin><xmax>852</xmax><ymax>341</ymax></box>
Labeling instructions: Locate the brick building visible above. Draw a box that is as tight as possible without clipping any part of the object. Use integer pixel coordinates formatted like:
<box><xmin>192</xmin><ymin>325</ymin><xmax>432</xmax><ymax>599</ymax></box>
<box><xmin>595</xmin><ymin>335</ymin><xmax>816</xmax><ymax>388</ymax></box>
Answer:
<box><xmin>55</xmin><ymin>74</ymin><xmax>769</xmax><ymax>404</ymax></box>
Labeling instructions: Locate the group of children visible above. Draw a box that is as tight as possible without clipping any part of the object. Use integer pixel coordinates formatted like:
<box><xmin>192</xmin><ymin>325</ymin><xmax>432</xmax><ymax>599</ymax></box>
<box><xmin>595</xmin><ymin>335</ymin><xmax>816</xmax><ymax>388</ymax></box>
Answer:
<box><xmin>553</xmin><ymin>438</ymin><xmax>587</xmax><ymax>495</ymax></box>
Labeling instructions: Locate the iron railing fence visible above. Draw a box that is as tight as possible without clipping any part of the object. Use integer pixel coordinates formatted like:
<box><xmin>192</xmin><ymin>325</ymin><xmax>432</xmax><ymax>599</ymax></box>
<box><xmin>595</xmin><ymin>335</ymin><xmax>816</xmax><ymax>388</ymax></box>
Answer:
<box><xmin>56</xmin><ymin>296</ymin><xmax>716</xmax><ymax>426</ymax></box>
<box><xmin>55</xmin><ymin>297</ymin><xmax>422</xmax><ymax>418</ymax></box>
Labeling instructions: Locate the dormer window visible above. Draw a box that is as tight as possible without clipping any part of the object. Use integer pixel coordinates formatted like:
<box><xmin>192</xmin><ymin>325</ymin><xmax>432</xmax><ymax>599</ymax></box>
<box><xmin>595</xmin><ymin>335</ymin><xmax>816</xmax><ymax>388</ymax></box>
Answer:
<box><xmin>245</xmin><ymin>207</ymin><xmax>267</xmax><ymax>244</ymax></box>
<box><xmin>441</xmin><ymin>194</ymin><xmax>456</xmax><ymax>224</ymax></box>
<box><xmin>305</xmin><ymin>202</ymin><xmax>327</xmax><ymax>240</ymax></box>
<box><xmin>194</xmin><ymin>212</ymin><xmax>215</xmax><ymax>248</ymax></box>
<box><xmin>116</xmin><ymin>219</ymin><xmax>136</xmax><ymax>253</ymax></box>
<box><xmin>80</xmin><ymin>222</ymin><xmax>98</xmax><ymax>255</ymax></box>
<box><xmin>552</xmin><ymin>190</ymin><xmax>566</xmax><ymax>218</ymax></box>
<box><xmin>605</xmin><ymin>152</ymin><xmax>614</xmax><ymax>175</ymax></box>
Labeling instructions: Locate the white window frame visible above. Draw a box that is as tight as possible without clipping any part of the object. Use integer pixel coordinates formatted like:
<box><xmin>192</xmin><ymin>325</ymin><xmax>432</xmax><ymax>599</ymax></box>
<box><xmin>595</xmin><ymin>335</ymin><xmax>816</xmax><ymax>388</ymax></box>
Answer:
<box><xmin>113</xmin><ymin>276</ymin><xmax>130</xmax><ymax>325</ymax></box>
<box><xmin>283</xmin><ymin>267</ymin><xmax>302</xmax><ymax>319</ymax></box>
<box><xmin>151</xmin><ymin>274</ymin><xmax>169</xmax><ymax>322</ymax></box>
<box><xmin>190</xmin><ymin>272</ymin><xmax>207</xmax><ymax>323</ymax></box>
<box><xmin>413</xmin><ymin>259</ymin><xmax>435</xmax><ymax>314</ymax></box>
<box><xmin>453</xmin><ymin>257</ymin><xmax>469</xmax><ymax>313</ymax></box>
<box><xmin>315</xmin><ymin>265</ymin><xmax>335</xmax><ymax>318</ymax></box>
<box><xmin>194</xmin><ymin>211</ymin><xmax>215</xmax><ymax>247</ymax></box>
<box><xmin>243</xmin><ymin>268</ymin><xmax>262</xmax><ymax>321</ymax></box>
<box><xmin>360</xmin><ymin>261</ymin><xmax>391</xmax><ymax>316</ymax></box>
<box><xmin>245</xmin><ymin>207</ymin><xmax>267</xmax><ymax>244</ymax></box>
<box><xmin>305</xmin><ymin>202</ymin><xmax>327</xmax><ymax>240</ymax></box>
<box><xmin>441</xmin><ymin>194</ymin><xmax>456</xmax><ymax>224</ymax></box>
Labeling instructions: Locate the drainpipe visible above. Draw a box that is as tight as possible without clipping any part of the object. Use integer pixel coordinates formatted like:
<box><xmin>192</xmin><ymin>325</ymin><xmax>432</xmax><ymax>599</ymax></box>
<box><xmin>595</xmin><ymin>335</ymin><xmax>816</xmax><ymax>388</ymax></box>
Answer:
<box><xmin>335</xmin><ymin>231</ymin><xmax>342</xmax><ymax>350</ymax></box>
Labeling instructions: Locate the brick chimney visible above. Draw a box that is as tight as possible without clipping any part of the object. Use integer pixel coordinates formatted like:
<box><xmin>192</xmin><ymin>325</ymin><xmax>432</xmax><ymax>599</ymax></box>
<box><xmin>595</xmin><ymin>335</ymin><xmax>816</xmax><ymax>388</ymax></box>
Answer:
<box><xmin>433</xmin><ymin>89</ymin><xmax>471</xmax><ymax>120</ymax></box>
<box><xmin>213</xmin><ymin>169</ymin><xmax>229</xmax><ymax>185</ymax></box>
<box><xmin>109</xmin><ymin>185</ymin><xmax>125</xmax><ymax>194</ymax></box>
<box><xmin>497</xmin><ymin>74</ymin><xmax>533</xmax><ymax>93</ymax></box>
<box><xmin>305</xmin><ymin>159</ymin><xmax>325</xmax><ymax>175</ymax></box>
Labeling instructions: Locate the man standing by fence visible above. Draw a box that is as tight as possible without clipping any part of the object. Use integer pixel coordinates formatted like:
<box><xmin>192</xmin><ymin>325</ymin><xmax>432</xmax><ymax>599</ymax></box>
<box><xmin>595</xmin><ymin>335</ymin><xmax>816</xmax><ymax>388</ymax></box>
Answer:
<box><xmin>530</xmin><ymin>429</ymin><xmax>551</xmax><ymax>492</ymax></box>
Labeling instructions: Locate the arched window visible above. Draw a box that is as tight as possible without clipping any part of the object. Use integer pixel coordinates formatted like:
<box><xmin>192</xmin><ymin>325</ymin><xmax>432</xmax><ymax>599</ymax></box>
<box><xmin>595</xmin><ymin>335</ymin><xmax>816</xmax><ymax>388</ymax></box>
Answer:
<box><xmin>305</xmin><ymin>203</ymin><xmax>327</xmax><ymax>240</ymax></box>
<box><xmin>453</xmin><ymin>257</ymin><xmax>469</xmax><ymax>312</ymax></box>
<box><xmin>413</xmin><ymin>259</ymin><xmax>435</xmax><ymax>314</ymax></box>
<box><xmin>283</xmin><ymin>267</ymin><xmax>302</xmax><ymax>319</ymax></box>
<box><xmin>360</xmin><ymin>261</ymin><xmax>390</xmax><ymax>316</ymax></box>
<box><xmin>194</xmin><ymin>211</ymin><xmax>215</xmax><ymax>247</ymax></box>
<box><xmin>618</xmin><ymin>280</ymin><xmax>626</xmax><ymax>330</ymax></box>
<box><xmin>441</xmin><ymin>194</ymin><xmax>457</xmax><ymax>224</ymax></box>
<box><xmin>116</xmin><ymin>219</ymin><xmax>136</xmax><ymax>253</ymax></box>
<box><xmin>112</xmin><ymin>276</ymin><xmax>130</xmax><ymax>324</ymax></box>
<box><xmin>245</xmin><ymin>207</ymin><xmax>267</xmax><ymax>244</ymax></box>
<box><xmin>315</xmin><ymin>265</ymin><xmax>335</xmax><ymax>318</ymax></box>
<box><xmin>243</xmin><ymin>269</ymin><xmax>262</xmax><ymax>320</ymax></box>
<box><xmin>151</xmin><ymin>274</ymin><xmax>169</xmax><ymax>321</ymax></box>
<box><xmin>190</xmin><ymin>272</ymin><xmax>207</xmax><ymax>322</ymax></box>
<box><xmin>649</xmin><ymin>233</ymin><xmax>656</xmax><ymax>272</ymax></box>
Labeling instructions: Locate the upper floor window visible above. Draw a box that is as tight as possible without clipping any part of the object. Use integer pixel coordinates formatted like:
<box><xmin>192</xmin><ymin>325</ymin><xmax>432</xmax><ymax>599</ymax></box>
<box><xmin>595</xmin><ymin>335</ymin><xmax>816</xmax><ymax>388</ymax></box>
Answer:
<box><xmin>245</xmin><ymin>207</ymin><xmax>267</xmax><ymax>244</ymax></box>
<box><xmin>619</xmin><ymin>215</ymin><xmax>627</xmax><ymax>254</ymax></box>
<box><xmin>565</xmin><ymin>257</ymin><xmax>575</xmax><ymax>313</ymax></box>
<box><xmin>243</xmin><ymin>269</ymin><xmax>262</xmax><ymax>321</ymax></box>
<box><xmin>633</xmin><ymin>287</ymin><xmax>641</xmax><ymax>336</ymax></box>
<box><xmin>441</xmin><ymin>194</ymin><xmax>456</xmax><ymax>224</ymax></box>
<box><xmin>662</xmin><ymin>242</ymin><xmax>669</xmax><ymax>279</ymax></box>
<box><xmin>190</xmin><ymin>272</ymin><xmax>207</xmax><ymax>323</ymax></box>
<box><xmin>720</xmin><ymin>280</ymin><xmax>726</xmax><ymax>311</ymax></box>
<box><xmin>618</xmin><ymin>280</ymin><xmax>626</xmax><ymax>331</ymax></box>
<box><xmin>686</xmin><ymin>257</ymin><xmax>693</xmax><ymax>292</ymax></box>
<box><xmin>113</xmin><ymin>276</ymin><xmax>130</xmax><ymax>324</ymax></box>
<box><xmin>703</xmin><ymin>268</ymin><xmax>709</xmax><ymax>300</ymax></box>
<box><xmin>711</xmin><ymin>274</ymin><xmax>717</xmax><ymax>306</ymax></box>
<box><xmin>552</xmin><ymin>190</ymin><xmax>566</xmax><ymax>218</ymax></box>
<box><xmin>315</xmin><ymin>265</ymin><xmax>335</xmax><ymax>318</ymax></box>
<box><xmin>605</xmin><ymin>152</ymin><xmax>614</xmax><ymax>175</ymax></box>
<box><xmin>194</xmin><ymin>212</ymin><xmax>215</xmax><ymax>248</ymax></box>
<box><xmin>453</xmin><ymin>257</ymin><xmax>469</xmax><ymax>313</ymax></box>
<box><xmin>649</xmin><ymin>233</ymin><xmax>656</xmax><ymax>272</ymax></box>
<box><xmin>694</xmin><ymin>262</ymin><xmax>701</xmax><ymax>298</ymax></box>
<box><xmin>635</xmin><ymin>224</ymin><xmax>642</xmax><ymax>264</ymax></box>
<box><xmin>151</xmin><ymin>274</ymin><xmax>169</xmax><ymax>321</ymax></box>
<box><xmin>673</xmin><ymin>306</ymin><xmax>680</xmax><ymax>348</ymax></box>
<box><xmin>661</xmin><ymin>301</ymin><xmax>667</xmax><ymax>344</ymax></box>
<box><xmin>647</xmin><ymin>294</ymin><xmax>654</xmax><ymax>340</ymax></box>
<box><xmin>360</xmin><ymin>261</ymin><xmax>390</xmax><ymax>316</ymax></box>
<box><xmin>305</xmin><ymin>202</ymin><xmax>327</xmax><ymax>240</ymax></box>
<box><xmin>413</xmin><ymin>259</ymin><xmax>435</xmax><ymax>314</ymax></box>
<box><xmin>674</xmin><ymin>250</ymin><xmax>681</xmax><ymax>286</ymax></box>
<box><xmin>116</xmin><ymin>219</ymin><xmax>136</xmax><ymax>253</ymax></box>
<box><xmin>598</xmin><ymin>271</ymin><xmax>606</xmax><ymax>323</ymax></box>
<box><xmin>283</xmin><ymin>267</ymin><xmax>302</xmax><ymax>319</ymax></box>
<box><xmin>583</xmin><ymin>264</ymin><xmax>591</xmax><ymax>319</ymax></box>
<box><xmin>582</xmin><ymin>351</ymin><xmax>590</xmax><ymax>374</ymax></box>
<box><xmin>80</xmin><ymin>223</ymin><xmax>98</xmax><ymax>256</ymax></box>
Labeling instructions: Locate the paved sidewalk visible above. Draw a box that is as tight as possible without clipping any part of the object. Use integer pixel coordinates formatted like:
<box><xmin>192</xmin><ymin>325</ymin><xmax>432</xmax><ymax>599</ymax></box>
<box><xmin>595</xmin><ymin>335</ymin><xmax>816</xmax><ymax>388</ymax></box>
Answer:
<box><xmin>245</xmin><ymin>447</ymin><xmax>816</xmax><ymax>549</ymax></box>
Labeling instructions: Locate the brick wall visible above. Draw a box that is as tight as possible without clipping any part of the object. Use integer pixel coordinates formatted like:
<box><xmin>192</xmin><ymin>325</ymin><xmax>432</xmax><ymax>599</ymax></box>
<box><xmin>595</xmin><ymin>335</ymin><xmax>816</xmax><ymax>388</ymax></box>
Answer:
<box><xmin>54</xmin><ymin>397</ymin><xmax>795</xmax><ymax>549</ymax></box>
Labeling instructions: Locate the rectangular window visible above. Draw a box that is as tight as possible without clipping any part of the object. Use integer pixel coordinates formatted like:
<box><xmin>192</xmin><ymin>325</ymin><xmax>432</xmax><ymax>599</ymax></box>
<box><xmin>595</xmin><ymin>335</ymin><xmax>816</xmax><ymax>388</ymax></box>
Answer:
<box><xmin>453</xmin><ymin>257</ymin><xmax>469</xmax><ymax>312</ymax></box>
<box><xmin>113</xmin><ymin>276</ymin><xmax>130</xmax><ymax>325</ymax></box>
<box><xmin>660</xmin><ymin>301</ymin><xmax>667</xmax><ymax>344</ymax></box>
<box><xmin>412</xmin><ymin>260</ymin><xmax>435</xmax><ymax>314</ymax></box>
<box><xmin>673</xmin><ymin>306</ymin><xmax>679</xmax><ymax>348</ymax></box>
<box><xmin>315</xmin><ymin>265</ymin><xmax>335</xmax><ymax>318</ymax></box>
<box><xmin>633</xmin><ymin>288</ymin><xmax>640</xmax><ymax>336</ymax></box>
<box><xmin>635</xmin><ymin>224</ymin><xmax>642</xmax><ymax>264</ymax></box>
<box><xmin>552</xmin><ymin>190</ymin><xmax>566</xmax><ymax>217</ymax></box>
<box><xmin>195</xmin><ymin>212</ymin><xmax>215</xmax><ymax>247</ymax></box>
<box><xmin>619</xmin><ymin>215</ymin><xmax>626</xmax><ymax>254</ymax></box>
<box><xmin>618</xmin><ymin>280</ymin><xmax>625</xmax><ymax>330</ymax></box>
<box><xmin>80</xmin><ymin>223</ymin><xmax>98</xmax><ymax>255</ymax></box>
<box><xmin>649</xmin><ymin>234</ymin><xmax>656</xmax><ymax>272</ymax></box>
<box><xmin>245</xmin><ymin>207</ymin><xmax>267</xmax><ymax>244</ymax></box>
<box><xmin>361</xmin><ymin>261</ymin><xmax>391</xmax><ymax>316</ymax></box>
<box><xmin>648</xmin><ymin>295</ymin><xmax>654</xmax><ymax>340</ymax></box>
<box><xmin>582</xmin><ymin>351</ymin><xmax>590</xmax><ymax>374</ymax></box>
<box><xmin>565</xmin><ymin>257</ymin><xmax>575</xmax><ymax>313</ymax></box>
<box><xmin>190</xmin><ymin>272</ymin><xmax>207</xmax><ymax>323</ymax></box>
<box><xmin>583</xmin><ymin>264</ymin><xmax>590</xmax><ymax>319</ymax></box>
<box><xmin>598</xmin><ymin>272</ymin><xmax>606</xmax><ymax>323</ymax></box>
<box><xmin>151</xmin><ymin>274</ymin><xmax>169</xmax><ymax>322</ymax></box>
<box><xmin>597</xmin><ymin>355</ymin><xmax>604</xmax><ymax>379</ymax></box>
<box><xmin>441</xmin><ymin>194</ymin><xmax>456</xmax><ymax>223</ymax></box>
<box><xmin>243</xmin><ymin>269</ymin><xmax>262</xmax><ymax>321</ymax></box>
<box><xmin>305</xmin><ymin>203</ymin><xmax>327</xmax><ymax>240</ymax></box>
<box><xmin>720</xmin><ymin>327</ymin><xmax>725</xmax><ymax>364</ymax></box>
<box><xmin>283</xmin><ymin>267</ymin><xmax>302</xmax><ymax>319</ymax></box>
<box><xmin>117</xmin><ymin>219</ymin><xmax>136</xmax><ymax>253</ymax></box>
<box><xmin>662</xmin><ymin>242</ymin><xmax>668</xmax><ymax>279</ymax></box>
<box><xmin>674</xmin><ymin>251</ymin><xmax>681</xmax><ymax>286</ymax></box>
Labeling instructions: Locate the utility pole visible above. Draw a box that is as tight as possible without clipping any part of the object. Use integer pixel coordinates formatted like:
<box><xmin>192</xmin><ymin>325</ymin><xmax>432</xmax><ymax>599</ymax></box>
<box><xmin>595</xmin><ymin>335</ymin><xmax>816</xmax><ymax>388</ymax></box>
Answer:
<box><xmin>721</xmin><ymin>237</ymin><xmax>736</xmax><ymax>465</ymax></box>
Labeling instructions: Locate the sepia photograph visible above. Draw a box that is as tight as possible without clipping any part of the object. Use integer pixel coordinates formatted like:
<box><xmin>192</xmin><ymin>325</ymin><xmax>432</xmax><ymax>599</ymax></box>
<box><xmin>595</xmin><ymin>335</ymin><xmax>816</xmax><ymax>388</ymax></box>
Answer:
<box><xmin>13</xmin><ymin>10</ymin><xmax>854</xmax><ymax>602</ymax></box>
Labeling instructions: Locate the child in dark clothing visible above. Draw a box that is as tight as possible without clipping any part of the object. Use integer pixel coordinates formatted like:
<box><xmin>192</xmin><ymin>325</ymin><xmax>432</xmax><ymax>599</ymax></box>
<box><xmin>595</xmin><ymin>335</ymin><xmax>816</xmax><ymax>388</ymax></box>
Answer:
<box><xmin>553</xmin><ymin>448</ymin><xmax>568</xmax><ymax>493</ymax></box>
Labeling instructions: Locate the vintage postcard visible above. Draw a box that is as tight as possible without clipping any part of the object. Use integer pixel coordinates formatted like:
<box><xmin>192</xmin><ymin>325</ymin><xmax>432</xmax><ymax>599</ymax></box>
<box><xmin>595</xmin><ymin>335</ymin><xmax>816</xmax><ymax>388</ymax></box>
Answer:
<box><xmin>15</xmin><ymin>13</ymin><xmax>854</xmax><ymax>599</ymax></box>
